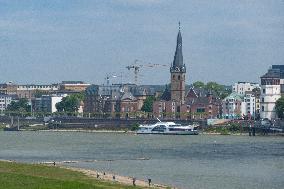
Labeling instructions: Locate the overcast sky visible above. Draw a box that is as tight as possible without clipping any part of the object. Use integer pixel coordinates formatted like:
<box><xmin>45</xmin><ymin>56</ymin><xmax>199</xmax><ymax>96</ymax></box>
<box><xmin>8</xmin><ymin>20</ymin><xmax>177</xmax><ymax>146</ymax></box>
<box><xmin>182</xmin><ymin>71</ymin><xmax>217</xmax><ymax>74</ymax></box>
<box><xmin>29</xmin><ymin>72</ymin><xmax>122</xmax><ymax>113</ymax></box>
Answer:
<box><xmin>0</xmin><ymin>0</ymin><xmax>283</xmax><ymax>85</ymax></box>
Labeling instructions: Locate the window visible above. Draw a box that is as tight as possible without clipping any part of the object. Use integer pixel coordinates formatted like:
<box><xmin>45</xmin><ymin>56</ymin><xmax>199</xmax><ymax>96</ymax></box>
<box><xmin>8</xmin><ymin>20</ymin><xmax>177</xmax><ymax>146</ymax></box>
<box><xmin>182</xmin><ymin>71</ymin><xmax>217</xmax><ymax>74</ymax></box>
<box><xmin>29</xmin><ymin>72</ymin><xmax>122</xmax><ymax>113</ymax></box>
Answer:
<box><xmin>262</xmin><ymin>89</ymin><xmax>265</xmax><ymax>94</ymax></box>
<box><xmin>178</xmin><ymin>75</ymin><xmax>181</xmax><ymax>80</ymax></box>
<box><xmin>196</xmin><ymin>108</ymin><xmax>205</xmax><ymax>113</ymax></box>
<box><xmin>262</xmin><ymin>98</ymin><xmax>264</xmax><ymax>102</ymax></box>
<box><xmin>152</xmin><ymin>125</ymin><xmax>166</xmax><ymax>132</ymax></box>
<box><xmin>262</xmin><ymin>106</ymin><xmax>264</xmax><ymax>111</ymax></box>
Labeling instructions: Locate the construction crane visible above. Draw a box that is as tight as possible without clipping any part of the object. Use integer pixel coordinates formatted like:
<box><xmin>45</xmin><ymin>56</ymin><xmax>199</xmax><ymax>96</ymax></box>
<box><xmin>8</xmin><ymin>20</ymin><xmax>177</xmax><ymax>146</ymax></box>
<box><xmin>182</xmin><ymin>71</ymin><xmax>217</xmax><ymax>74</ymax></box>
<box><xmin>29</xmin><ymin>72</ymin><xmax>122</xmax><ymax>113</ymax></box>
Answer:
<box><xmin>105</xmin><ymin>73</ymin><xmax>126</xmax><ymax>86</ymax></box>
<box><xmin>126</xmin><ymin>59</ymin><xmax>167</xmax><ymax>84</ymax></box>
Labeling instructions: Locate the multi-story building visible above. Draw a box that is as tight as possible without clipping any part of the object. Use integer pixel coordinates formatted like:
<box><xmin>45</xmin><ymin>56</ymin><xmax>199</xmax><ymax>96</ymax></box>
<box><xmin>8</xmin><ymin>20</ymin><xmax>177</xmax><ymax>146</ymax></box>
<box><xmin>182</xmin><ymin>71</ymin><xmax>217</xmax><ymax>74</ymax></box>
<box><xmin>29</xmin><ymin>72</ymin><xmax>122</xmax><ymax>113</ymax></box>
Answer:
<box><xmin>243</xmin><ymin>92</ymin><xmax>256</xmax><ymax>118</ymax></box>
<box><xmin>0</xmin><ymin>82</ymin><xmax>17</xmax><ymax>95</ymax></box>
<box><xmin>272</xmin><ymin>65</ymin><xmax>284</xmax><ymax>95</ymax></box>
<box><xmin>34</xmin><ymin>94</ymin><xmax>67</xmax><ymax>113</ymax></box>
<box><xmin>260</xmin><ymin>67</ymin><xmax>282</xmax><ymax>120</ymax></box>
<box><xmin>232</xmin><ymin>82</ymin><xmax>260</xmax><ymax>95</ymax></box>
<box><xmin>184</xmin><ymin>88</ymin><xmax>221</xmax><ymax>120</ymax></box>
<box><xmin>17</xmin><ymin>84</ymin><xmax>59</xmax><ymax>99</ymax></box>
<box><xmin>153</xmin><ymin>100</ymin><xmax>177</xmax><ymax>119</ymax></box>
<box><xmin>222</xmin><ymin>92</ymin><xmax>245</xmax><ymax>119</ymax></box>
<box><xmin>59</xmin><ymin>81</ymin><xmax>91</xmax><ymax>92</ymax></box>
<box><xmin>0</xmin><ymin>94</ymin><xmax>15</xmax><ymax>111</ymax></box>
<box><xmin>84</xmin><ymin>84</ymin><xmax>153</xmax><ymax>118</ymax></box>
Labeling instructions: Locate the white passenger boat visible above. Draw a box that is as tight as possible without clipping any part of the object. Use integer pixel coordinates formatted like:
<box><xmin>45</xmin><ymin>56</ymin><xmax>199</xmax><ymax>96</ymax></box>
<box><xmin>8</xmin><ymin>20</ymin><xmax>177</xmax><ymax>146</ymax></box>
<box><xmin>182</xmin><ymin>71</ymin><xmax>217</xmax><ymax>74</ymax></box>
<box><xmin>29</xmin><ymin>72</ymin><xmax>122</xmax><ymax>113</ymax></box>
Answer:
<box><xmin>137</xmin><ymin>119</ymin><xmax>198</xmax><ymax>135</ymax></box>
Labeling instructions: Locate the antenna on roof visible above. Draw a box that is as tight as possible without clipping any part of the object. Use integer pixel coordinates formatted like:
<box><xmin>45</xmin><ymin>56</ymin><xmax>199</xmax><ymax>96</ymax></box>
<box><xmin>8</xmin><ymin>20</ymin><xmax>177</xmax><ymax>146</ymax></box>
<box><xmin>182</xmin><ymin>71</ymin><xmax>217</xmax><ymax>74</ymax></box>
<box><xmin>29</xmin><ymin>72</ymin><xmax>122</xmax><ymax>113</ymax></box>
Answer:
<box><xmin>156</xmin><ymin>117</ymin><xmax>162</xmax><ymax>122</ymax></box>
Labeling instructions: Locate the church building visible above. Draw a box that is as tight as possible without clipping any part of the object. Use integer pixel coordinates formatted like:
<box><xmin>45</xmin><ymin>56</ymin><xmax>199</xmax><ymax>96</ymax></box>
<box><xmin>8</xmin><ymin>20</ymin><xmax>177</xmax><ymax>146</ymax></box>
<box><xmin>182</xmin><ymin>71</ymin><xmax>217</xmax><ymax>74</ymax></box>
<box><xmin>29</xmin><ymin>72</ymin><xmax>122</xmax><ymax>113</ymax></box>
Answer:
<box><xmin>153</xmin><ymin>23</ymin><xmax>187</xmax><ymax>118</ymax></box>
<box><xmin>153</xmin><ymin>24</ymin><xmax>221</xmax><ymax>120</ymax></box>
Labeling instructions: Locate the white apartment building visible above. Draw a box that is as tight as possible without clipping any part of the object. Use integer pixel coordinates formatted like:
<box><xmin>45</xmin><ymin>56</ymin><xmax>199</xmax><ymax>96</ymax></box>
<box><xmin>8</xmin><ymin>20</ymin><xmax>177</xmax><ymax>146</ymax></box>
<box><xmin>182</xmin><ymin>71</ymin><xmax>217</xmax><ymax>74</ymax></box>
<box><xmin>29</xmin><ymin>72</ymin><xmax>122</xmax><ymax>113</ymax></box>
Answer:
<box><xmin>232</xmin><ymin>82</ymin><xmax>260</xmax><ymax>95</ymax></box>
<box><xmin>243</xmin><ymin>92</ymin><xmax>256</xmax><ymax>117</ymax></box>
<box><xmin>260</xmin><ymin>68</ymin><xmax>281</xmax><ymax>120</ymax></box>
<box><xmin>0</xmin><ymin>94</ymin><xmax>13</xmax><ymax>111</ymax></box>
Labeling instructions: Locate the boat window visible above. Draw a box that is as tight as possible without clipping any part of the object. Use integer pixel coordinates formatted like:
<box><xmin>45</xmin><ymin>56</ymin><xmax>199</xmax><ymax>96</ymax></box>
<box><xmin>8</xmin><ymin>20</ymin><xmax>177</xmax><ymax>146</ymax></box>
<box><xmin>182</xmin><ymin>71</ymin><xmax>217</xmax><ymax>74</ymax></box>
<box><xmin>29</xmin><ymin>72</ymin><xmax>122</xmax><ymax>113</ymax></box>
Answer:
<box><xmin>152</xmin><ymin>125</ymin><xmax>166</xmax><ymax>132</ymax></box>
<box><xmin>169</xmin><ymin>128</ymin><xmax>188</xmax><ymax>131</ymax></box>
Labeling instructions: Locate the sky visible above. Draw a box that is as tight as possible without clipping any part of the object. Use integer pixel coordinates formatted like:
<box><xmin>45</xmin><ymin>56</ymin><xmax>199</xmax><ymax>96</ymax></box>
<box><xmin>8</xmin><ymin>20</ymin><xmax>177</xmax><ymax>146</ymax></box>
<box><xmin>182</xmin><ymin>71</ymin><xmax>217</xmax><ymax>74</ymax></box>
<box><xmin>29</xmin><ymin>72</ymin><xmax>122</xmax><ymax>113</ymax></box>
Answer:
<box><xmin>0</xmin><ymin>0</ymin><xmax>283</xmax><ymax>85</ymax></box>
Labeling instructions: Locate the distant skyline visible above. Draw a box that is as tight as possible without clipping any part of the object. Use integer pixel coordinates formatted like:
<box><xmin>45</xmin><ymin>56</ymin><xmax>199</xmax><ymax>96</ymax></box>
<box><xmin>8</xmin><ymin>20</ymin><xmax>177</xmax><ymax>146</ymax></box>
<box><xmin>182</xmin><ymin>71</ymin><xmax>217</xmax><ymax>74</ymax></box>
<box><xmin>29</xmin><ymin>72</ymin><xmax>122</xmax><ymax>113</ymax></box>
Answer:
<box><xmin>0</xmin><ymin>0</ymin><xmax>283</xmax><ymax>85</ymax></box>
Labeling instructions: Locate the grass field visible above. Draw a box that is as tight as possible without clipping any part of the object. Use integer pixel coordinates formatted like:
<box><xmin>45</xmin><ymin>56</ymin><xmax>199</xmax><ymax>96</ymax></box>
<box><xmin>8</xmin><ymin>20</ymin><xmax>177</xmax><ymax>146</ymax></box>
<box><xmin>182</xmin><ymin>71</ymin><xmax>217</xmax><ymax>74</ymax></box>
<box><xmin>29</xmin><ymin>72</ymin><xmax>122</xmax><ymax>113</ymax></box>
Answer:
<box><xmin>0</xmin><ymin>161</ymin><xmax>144</xmax><ymax>189</ymax></box>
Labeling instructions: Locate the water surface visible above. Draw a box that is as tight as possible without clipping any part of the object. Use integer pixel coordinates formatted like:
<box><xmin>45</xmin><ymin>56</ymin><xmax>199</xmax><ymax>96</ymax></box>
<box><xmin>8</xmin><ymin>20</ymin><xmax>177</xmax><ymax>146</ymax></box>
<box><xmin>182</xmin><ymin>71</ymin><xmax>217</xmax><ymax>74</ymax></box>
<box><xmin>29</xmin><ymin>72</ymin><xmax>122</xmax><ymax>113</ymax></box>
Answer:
<box><xmin>0</xmin><ymin>131</ymin><xmax>283</xmax><ymax>189</ymax></box>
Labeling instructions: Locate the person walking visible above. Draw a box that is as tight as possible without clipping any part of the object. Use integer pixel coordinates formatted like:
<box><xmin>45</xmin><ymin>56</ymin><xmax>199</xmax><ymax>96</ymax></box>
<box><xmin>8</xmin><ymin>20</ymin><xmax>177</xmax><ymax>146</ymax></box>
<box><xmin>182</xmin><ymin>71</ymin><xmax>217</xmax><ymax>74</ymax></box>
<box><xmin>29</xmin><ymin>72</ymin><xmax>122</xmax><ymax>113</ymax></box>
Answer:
<box><xmin>132</xmin><ymin>177</ymin><xmax>136</xmax><ymax>186</ymax></box>
<box><xmin>148</xmin><ymin>178</ymin><xmax>152</xmax><ymax>186</ymax></box>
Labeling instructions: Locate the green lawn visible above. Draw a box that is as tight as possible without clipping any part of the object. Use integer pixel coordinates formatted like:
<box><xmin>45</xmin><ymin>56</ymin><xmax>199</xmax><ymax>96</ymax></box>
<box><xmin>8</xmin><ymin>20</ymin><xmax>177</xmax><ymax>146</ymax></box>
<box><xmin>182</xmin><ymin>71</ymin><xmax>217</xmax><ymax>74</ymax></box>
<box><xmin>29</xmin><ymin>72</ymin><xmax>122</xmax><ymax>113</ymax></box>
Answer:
<box><xmin>0</xmin><ymin>161</ymin><xmax>144</xmax><ymax>189</ymax></box>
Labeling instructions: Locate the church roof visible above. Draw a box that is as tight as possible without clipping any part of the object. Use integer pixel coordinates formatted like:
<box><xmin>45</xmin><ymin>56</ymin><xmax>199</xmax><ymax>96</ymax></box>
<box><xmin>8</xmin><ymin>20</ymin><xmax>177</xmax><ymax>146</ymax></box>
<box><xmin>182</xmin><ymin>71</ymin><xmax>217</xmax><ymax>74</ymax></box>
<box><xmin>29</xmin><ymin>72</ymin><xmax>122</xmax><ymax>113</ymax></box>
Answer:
<box><xmin>160</xmin><ymin>86</ymin><xmax>171</xmax><ymax>101</ymax></box>
<box><xmin>173</xmin><ymin>29</ymin><xmax>183</xmax><ymax>68</ymax></box>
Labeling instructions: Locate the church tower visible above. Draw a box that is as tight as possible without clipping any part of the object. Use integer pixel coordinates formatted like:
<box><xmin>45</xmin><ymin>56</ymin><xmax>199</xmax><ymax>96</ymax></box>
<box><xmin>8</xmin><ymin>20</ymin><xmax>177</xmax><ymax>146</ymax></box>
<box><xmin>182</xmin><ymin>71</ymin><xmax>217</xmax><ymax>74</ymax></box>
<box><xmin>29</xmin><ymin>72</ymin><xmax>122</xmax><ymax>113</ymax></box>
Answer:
<box><xmin>170</xmin><ymin>22</ymin><xmax>186</xmax><ymax>104</ymax></box>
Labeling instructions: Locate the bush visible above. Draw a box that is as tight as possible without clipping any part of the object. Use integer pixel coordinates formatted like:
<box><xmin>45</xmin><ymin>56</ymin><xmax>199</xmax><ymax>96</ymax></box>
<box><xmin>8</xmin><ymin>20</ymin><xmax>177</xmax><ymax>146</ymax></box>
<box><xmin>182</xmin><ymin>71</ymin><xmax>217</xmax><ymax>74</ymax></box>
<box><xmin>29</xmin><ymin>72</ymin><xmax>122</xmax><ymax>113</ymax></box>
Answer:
<box><xmin>130</xmin><ymin>123</ymin><xmax>140</xmax><ymax>131</ymax></box>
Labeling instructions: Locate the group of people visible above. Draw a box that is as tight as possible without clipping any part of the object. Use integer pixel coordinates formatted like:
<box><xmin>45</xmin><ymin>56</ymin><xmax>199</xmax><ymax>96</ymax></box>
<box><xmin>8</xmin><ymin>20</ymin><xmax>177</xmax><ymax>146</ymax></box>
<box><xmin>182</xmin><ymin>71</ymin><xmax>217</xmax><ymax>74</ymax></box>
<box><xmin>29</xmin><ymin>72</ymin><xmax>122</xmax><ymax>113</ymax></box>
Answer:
<box><xmin>95</xmin><ymin>171</ymin><xmax>152</xmax><ymax>187</ymax></box>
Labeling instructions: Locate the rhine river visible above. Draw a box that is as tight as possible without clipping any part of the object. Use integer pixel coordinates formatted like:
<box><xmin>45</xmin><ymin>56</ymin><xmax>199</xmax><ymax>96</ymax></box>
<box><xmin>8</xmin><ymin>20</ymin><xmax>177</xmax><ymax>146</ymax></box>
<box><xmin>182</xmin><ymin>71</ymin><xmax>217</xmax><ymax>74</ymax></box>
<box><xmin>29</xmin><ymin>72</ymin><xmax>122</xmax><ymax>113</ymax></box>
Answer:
<box><xmin>0</xmin><ymin>131</ymin><xmax>283</xmax><ymax>189</ymax></box>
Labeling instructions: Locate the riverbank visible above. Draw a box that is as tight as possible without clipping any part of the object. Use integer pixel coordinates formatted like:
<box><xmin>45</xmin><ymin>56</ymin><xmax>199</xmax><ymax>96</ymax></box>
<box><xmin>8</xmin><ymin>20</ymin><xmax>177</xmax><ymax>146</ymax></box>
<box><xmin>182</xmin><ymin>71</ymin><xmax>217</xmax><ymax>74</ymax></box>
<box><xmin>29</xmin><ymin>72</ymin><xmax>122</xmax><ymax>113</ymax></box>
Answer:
<box><xmin>0</xmin><ymin>160</ymin><xmax>170</xmax><ymax>189</ymax></box>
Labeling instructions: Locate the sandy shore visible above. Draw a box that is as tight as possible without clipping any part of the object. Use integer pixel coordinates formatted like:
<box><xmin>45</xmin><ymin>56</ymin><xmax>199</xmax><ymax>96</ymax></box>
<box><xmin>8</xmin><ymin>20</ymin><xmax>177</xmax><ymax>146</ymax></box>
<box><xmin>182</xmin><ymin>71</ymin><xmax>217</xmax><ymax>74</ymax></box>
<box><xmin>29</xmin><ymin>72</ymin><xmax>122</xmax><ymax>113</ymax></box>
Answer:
<box><xmin>59</xmin><ymin>165</ymin><xmax>171</xmax><ymax>188</ymax></box>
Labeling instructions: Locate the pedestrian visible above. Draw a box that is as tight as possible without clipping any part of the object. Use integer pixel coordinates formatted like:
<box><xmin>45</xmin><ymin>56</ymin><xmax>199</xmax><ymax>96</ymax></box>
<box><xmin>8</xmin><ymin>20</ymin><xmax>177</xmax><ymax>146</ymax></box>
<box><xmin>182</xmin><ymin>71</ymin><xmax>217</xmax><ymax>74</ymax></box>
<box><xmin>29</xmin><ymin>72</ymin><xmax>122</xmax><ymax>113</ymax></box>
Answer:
<box><xmin>53</xmin><ymin>161</ymin><xmax>56</xmax><ymax>166</ymax></box>
<box><xmin>96</xmin><ymin>173</ymin><xmax>99</xmax><ymax>179</ymax></box>
<box><xmin>148</xmin><ymin>178</ymin><xmax>152</xmax><ymax>186</ymax></box>
<box><xmin>132</xmin><ymin>177</ymin><xmax>136</xmax><ymax>186</ymax></box>
<box><xmin>113</xmin><ymin>175</ymin><xmax>115</xmax><ymax>181</ymax></box>
<box><xmin>103</xmin><ymin>172</ymin><xmax>106</xmax><ymax>175</ymax></box>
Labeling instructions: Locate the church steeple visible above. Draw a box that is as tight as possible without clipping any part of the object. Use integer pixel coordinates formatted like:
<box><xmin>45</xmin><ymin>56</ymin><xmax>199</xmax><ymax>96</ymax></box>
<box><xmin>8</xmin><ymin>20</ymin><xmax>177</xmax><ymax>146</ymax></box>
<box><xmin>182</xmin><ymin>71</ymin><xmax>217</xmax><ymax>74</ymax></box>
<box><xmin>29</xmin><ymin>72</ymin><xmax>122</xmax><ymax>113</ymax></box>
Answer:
<box><xmin>170</xmin><ymin>22</ymin><xmax>186</xmax><ymax>104</ymax></box>
<box><xmin>171</xmin><ymin>22</ymin><xmax>186</xmax><ymax>73</ymax></box>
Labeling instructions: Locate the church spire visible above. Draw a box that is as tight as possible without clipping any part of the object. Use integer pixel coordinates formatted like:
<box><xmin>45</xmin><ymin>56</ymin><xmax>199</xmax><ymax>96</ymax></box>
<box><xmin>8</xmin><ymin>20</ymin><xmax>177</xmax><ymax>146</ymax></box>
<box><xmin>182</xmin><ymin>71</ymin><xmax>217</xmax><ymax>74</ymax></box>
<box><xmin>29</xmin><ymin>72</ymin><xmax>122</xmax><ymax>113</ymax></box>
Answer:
<box><xmin>171</xmin><ymin>22</ymin><xmax>185</xmax><ymax>72</ymax></box>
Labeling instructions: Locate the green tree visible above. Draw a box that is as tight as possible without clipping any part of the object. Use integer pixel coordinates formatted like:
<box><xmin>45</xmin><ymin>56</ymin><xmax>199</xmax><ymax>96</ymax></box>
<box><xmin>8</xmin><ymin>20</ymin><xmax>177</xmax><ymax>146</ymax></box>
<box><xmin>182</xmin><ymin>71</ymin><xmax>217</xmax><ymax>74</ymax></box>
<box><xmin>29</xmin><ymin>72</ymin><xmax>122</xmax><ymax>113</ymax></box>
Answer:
<box><xmin>193</xmin><ymin>81</ymin><xmax>205</xmax><ymax>88</ymax></box>
<box><xmin>7</xmin><ymin>98</ymin><xmax>31</xmax><ymax>114</ymax></box>
<box><xmin>56</xmin><ymin>94</ymin><xmax>84</xmax><ymax>113</ymax></box>
<box><xmin>205</xmin><ymin>82</ymin><xmax>229</xmax><ymax>99</ymax></box>
<box><xmin>275</xmin><ymin>96</ymin><xmax>284</xmax><ymax>119</ymax></box>
<box><xmin>141</xmin><ymin>96</ymin><xmax>156</xmax><ymax>112</ymax></box>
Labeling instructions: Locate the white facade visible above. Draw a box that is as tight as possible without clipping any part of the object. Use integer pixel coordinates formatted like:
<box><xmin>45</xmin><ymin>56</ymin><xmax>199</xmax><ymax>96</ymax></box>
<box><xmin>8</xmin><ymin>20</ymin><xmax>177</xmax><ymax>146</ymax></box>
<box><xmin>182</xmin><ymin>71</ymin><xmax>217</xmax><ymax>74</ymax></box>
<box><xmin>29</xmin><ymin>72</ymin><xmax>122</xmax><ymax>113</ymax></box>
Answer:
<box><xmin>0</xmin><ymin>94</ymin><xmax>13</xmax><ymax>111</ymax></box>
<box><xmin>50</xmin><ymin>96</ymin><xmax>65</xmax><ymax>113</ymax></box>
<box><xmin>17</xmin><ymin>84</ymin><xmax>59</xmax><ymax>91</ymax></box>
<box><xmin>34</xmin><ymin>94</ymin><xmax>67</xmax><ymax>113</ymax></box>
<box><xmin>260</xmin><ymin>68</ymin><xmax>282</xmax><ymax>120</ymax></box>
<box><xmin>260</xmin><ymin>85</ymin><xmax>281</xmax><ymax>120</ymax></box>
<box><xmin>232</xmin><ymin>82</ymin><xmax>260</xmax><ymax>95</ymax></box>
<box><xmin>243</xmin><ymin>93</ymin><xmax>256</xmax><ymax>117</ymax></box>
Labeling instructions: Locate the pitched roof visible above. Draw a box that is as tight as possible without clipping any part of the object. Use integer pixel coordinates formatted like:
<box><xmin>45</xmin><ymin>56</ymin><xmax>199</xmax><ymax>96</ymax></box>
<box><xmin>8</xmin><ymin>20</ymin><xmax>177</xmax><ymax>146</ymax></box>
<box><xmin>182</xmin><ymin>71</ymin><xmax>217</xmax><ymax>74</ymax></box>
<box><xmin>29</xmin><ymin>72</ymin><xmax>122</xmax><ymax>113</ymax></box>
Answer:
<box><xmin>85</xmin><ymin>85</ymin><xmax>98</xmax><ymax>95</ymax></box>
<box><xmin>261</xmin><ymin>69</ymin><xmax>281</xmax><ymax>79</ymax></box>
<box><xmin>223</xmin><ymin>92</ymin><xmax>244</xmax><ymax>101</ymax></box>
<box><xmin>160</xmin><ymin>86</ymin><xmax>171</xmax><ymax>101</ymax></box>
<box><xmin>120</xmin><ymin>92</ymin><xmax>136</xmax><ymax>101</ymax></box>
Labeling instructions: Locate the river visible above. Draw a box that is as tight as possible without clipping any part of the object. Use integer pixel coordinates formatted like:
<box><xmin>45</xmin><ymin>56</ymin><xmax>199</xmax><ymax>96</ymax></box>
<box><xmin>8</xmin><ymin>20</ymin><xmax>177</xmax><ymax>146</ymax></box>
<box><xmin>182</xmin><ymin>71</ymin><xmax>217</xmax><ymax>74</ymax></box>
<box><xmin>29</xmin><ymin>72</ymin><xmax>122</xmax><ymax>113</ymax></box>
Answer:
<box><xmin>0</xmin><ymin>131</ymin><xmax>283</xmax><ymax>189</ymax></box>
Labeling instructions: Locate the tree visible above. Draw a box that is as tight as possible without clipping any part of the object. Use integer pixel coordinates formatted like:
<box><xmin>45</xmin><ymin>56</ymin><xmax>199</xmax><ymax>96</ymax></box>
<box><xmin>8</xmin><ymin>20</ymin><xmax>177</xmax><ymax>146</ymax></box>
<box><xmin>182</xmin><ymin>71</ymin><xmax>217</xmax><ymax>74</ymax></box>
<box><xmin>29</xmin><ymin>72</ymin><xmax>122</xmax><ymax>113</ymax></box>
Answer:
<box><xmin>7</xmin><ymin>98</ymin><xmax>31</xmax><ymax>114</ymax></box>
<box><xmin>193</xmin><ymin>81</ymin><xmax>205</xmax><ymax>88</ymax></box>
<box><xmin>56</xmin><ymin>94</ymin><xmax>84</xmax><ymax>113</ymax></box>
<box><xmin>275</xmin><ymin>97</ymin><xmax>284</xmax><ymax>119</ymax></box>
<box><xmin>141</xmin><ymin>96</ymin><xmax>156</xmax><ymax>112</ymax></box>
